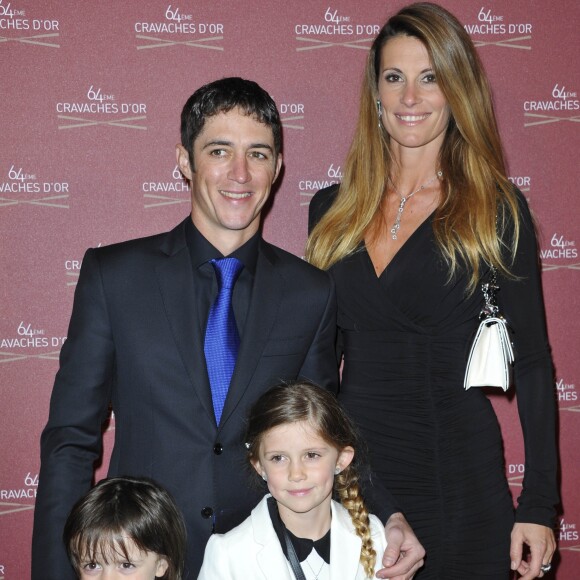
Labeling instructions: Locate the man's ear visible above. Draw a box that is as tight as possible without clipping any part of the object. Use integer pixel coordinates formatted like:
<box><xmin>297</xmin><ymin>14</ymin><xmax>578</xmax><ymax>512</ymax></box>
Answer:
<box><xmin>273</xmin><ymin>152</ymin><xmax>283</xmax><ymax>183</ymax></box>
<box><xmin>175</xmin><ymin>145</ymin><xmax>193</xmax><ymax>180</ymax></box>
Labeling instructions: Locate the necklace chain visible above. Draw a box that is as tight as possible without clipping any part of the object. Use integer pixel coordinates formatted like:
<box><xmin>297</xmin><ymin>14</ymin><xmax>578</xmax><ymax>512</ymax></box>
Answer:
<box><xmin>389</xmin><ymin>170</ymin><xmax>442</xmax><ymax>240</ymax></box>
<box><xmin>304</xmin><ymin>556</ymin><xmax>325</xmax><ymax>580</ymax></box>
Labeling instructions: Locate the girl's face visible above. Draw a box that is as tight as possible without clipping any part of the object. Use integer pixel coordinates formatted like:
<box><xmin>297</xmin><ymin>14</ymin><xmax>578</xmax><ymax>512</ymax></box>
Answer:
<box><xmin>78</xmin><ymin>537</ymin><xmax>168</xmax><ymax>579</ymax></box>
<box><xmin>251</xmin><ymin>420</ymin><xmax>354</xmax><ymax>531</ymax></box>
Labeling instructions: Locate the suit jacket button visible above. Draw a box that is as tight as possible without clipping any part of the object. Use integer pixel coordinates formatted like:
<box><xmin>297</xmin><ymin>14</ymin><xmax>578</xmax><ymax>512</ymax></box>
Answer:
<box><xmin>201</xmin><ymin>507</ymin><xmax>213</xmax><ymax>519</ymax></box>
<box><xmin>213</xmin><ymin>443</ymin><xmax>223</xmax><ymax>455</ymax></box>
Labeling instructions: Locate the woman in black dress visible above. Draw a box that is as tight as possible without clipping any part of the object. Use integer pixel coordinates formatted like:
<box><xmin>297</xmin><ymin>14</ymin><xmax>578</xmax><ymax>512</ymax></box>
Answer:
<box><xmin>307</xmin><ymin>3</ymin><xmax>558</xmax><ymax>579</ymax></box>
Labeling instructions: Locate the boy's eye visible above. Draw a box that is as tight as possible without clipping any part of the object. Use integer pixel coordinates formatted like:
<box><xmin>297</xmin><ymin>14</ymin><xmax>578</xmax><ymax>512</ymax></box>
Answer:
<box><xmin>306</xmin><ymin>451</ymin><xmax>320</xmax><ymax>459</ymax></box>
<box><xmin>81</xmin><ymin>561</ymin><xmax>102</xmax><ymax>573</ymax></box>
<box><xmin>121</xmin><ymin>562</ymin><xmax>136</xmax><ymax>569</ymax></box>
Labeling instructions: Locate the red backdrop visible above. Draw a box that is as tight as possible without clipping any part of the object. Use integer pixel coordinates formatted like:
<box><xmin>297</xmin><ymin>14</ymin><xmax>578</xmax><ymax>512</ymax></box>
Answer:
<box><xmin>1</xmin><ymin>1</ymin><xmax>578</xmax><ymax>578</ymax></box>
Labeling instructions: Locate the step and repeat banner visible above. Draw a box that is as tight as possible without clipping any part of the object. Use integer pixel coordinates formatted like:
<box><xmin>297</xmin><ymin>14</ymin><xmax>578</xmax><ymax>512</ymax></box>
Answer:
<box><xmin>1</xmin><ymin>1</ymin><xmax>578</xmax><ymax>578</ymax></box>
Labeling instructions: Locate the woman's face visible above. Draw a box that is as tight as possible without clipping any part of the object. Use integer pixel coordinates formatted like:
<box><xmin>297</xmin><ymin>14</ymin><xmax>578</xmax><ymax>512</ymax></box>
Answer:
<box><xmin>377</xmin><ymin>35</ymin><xmax>450</xmax><ymax>154</ymax></box>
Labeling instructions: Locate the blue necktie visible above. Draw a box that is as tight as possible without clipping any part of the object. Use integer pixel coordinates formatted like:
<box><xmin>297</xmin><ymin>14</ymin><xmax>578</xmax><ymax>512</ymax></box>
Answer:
<box><xmin>204</xmin><ymin>257</ymin><xmax>244</xmax><ymax>425</ymax></box>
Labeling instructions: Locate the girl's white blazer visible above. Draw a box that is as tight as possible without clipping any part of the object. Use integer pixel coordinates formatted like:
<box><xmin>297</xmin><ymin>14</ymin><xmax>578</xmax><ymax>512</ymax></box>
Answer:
<box><xmin>197</xmin><ymin>495</ymin><xmax>388</xmax><ymax>579</ymax></box>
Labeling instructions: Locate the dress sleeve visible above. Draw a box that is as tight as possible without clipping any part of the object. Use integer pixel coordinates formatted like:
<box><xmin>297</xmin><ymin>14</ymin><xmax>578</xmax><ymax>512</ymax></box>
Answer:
<box><xmin>496</xmin><ymin>192</ymin><xmax>559</xmax><ymax>527</ymax></box>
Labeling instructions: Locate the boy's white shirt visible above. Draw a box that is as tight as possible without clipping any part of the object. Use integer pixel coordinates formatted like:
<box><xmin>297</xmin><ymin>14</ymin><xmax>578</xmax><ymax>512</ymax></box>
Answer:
<box><xmin>197</xmin><ymin>494</ymin><xmax>388</xmax><ymax>579</ymax></box>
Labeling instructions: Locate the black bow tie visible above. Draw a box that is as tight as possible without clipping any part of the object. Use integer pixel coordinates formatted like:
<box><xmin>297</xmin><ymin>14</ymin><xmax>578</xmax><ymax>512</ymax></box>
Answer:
<box><xmin>286</xmin><ymin>527</ymin><xmax>331</xmax><ymax>563</ymax></box>
<box><xmin>267</xmin><ymin>496</ymin><xmax>331</xmax><ymax>564</ymax></box>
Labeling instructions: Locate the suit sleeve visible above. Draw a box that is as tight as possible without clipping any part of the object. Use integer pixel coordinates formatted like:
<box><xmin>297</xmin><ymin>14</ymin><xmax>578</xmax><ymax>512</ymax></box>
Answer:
<box><xmin>497</xmin><ymin>194</ymin><xmax>559</xmax><ymax>527</ymax></box>
<box><xmin>32</xmin><ymin>248</ymin><xmax>115</xmax><ymax>580</ymax></box>
<box><xmin>197</xmin><ymin>535</ymin><xmax>234</xmax><ymax>580</ymax></box>
<box><xmin>301</xmin><ymin>184</ymin><xmax>342</xmax><ymax>391</ymax></box>
<box><xmin>296</xmin><ymin>273</ymin><xmax>339</xmax><ymax>394</ymax></box>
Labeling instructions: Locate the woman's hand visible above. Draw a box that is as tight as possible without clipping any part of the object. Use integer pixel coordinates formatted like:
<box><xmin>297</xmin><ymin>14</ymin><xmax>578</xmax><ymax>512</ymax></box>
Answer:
<box><xmin>510</xmin><ymin>522</ymin><xmax>556</xmax><ymax>579</ymax></box>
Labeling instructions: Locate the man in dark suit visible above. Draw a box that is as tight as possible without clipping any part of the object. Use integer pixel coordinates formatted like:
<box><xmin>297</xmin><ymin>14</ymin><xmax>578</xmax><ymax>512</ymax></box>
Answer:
<box><xmin>32</xmin><ymin>78</ymin><xmax>424</xmax><ymax>579</ymax></box>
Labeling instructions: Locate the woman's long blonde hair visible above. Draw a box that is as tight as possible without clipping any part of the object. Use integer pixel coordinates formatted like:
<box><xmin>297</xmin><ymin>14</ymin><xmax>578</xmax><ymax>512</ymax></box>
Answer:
<box><xmin>306</xmin><ymin>2</ymin><xmax>520</xmax><ymax>293</ymax></box>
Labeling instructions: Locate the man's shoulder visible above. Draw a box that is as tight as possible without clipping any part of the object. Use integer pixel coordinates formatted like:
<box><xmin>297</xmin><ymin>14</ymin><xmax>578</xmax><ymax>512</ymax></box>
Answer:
<box><xmin>260</xmin><ymin>239</ymin><xmax>328</xmax><ymax>280</ymax></box>
<box><xmin>259</xmin><ymin>240</ymin><xmax>334</xmax><ymax>296</ymax></box>
<box><xmin>90</xmin><ymin>218</ymin><xmax>186</xmax><ymax>260</ymax></box>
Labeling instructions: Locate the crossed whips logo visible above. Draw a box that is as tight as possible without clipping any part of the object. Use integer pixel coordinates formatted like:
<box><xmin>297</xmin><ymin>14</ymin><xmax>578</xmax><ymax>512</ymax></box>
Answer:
<box><xmin>472</xmin><ymin>35</ymin><xmax>531</xmax><ymax>50</ymax></box>
<box><xmin>66</xmin><ymin>270</ymin><xmax>79</xmax><ymax>287</ymax></box>
<box><xmin>136</xmin><ymin>34</ymin><xmax>223</xmax><ymax>51</ymax></box>
<box><xmin>295</xmin><ymin>37</ymin><xmax>373</xmax><ymax>52</ymax></box>
<box><xmin>524</xmin><ymin>113</ymin><xmax>580</xmax><ymax>128</ymax></box>
<box><xmin>0</xmin><ymin>350</ymin><xmax>60</xmax><ymax>363</ymax></box>
<box><xmin>0</xmin><ymin>31</ymin><xmax>59</xmax><ymax>47</ymax></box>
<box><xmin>542</xmin><ymin>262</ymin><xmax>580</xmax><ymax>272</ymax></box>
<box><xmin>0</xmin><ymin>194</ymin><xmax>69</xmax><ymax>208</ymax></box>
<box><xmin>507</xmin><ymin>473</ymin><xmax>524</xmax><ymax>488</ymax></box>
<box><xmin>560</xmin><ymin>545</ymin><xmax>580</xmax><ymax>552</ymax></box>
<box><xmin>559</xmin><ymin>404</ymin><xmax>580</xmax><ymax>412</ymax></box>
<box><xmin>280</xmin><ymin>115</ymin><xmax>304</xmax><ymax>130</ymax></box>
<box><xmin>57</xmin><ymin>115</ymin><xmax>147</xmax><ymax>130</ymax></box>
<box><xmin>0</xmin><ymin>501</ymin><xmax>34</xmax><ymax>515</ymax></box>
<box><xmin>144</xmin><ymin>193</ymin><xmax>190</xmax><ymax>209</ymax></box>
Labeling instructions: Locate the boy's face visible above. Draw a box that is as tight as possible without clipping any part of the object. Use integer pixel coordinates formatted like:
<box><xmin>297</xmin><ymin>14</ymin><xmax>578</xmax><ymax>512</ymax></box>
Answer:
<box><xmin>77</xmin><ymin>538</ymin><xmax>168</xmax><ymax>579</ymax></box>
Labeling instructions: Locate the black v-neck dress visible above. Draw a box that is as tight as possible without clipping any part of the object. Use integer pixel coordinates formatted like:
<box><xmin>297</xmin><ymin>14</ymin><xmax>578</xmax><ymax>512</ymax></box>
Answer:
<box><xmin>309</xmin><ymin>185</ymin><xmax>558</xmax><ymax>579</ymax></box>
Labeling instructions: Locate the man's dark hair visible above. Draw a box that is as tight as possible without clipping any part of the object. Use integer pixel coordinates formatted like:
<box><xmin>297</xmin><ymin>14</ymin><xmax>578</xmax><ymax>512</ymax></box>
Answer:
<box><xmin>180</xmin><ymin>77</ymin><xmax>282</xmax><ymax>169</ymax></box>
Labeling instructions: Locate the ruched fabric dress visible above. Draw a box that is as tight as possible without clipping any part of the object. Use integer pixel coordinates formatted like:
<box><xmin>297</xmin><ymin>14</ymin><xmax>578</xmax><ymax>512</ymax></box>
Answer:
<box><xmin>309</xmin><ymin>186</ymin><xmax>558</xmax><ymax>579</ymax></box>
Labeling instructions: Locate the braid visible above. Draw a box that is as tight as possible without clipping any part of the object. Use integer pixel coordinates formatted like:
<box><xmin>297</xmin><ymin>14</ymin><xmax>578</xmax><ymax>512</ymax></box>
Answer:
<box><xmin>335</xmin><ymin>466</ymin><xmax>376</xmax><ymax>578</ymax></box>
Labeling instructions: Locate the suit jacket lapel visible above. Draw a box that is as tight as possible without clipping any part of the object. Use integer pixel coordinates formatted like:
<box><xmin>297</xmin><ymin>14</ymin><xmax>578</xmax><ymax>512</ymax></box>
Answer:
<box><xmin>155</xmin><ymin>218</ymin><xmax>215</xmax><ymax>421</ymax></box>
<box><xmin>220</xmin><ymin>240</ymin><xmax>282</xmax><ymax>425</ymax></box>
<box><xmin>253</xmin><ymin>497</ymin><xmax>294</xmax><ymax>580</ymax></box>
<box><xmin>330</xmin><ymin>501</ymin><xmax>363</xmax><ymax>579</ymax></box>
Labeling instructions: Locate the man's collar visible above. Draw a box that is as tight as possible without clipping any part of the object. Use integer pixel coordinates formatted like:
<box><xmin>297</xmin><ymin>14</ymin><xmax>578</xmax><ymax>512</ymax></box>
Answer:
<box><xmin>184</xmin><ymin>218</ymin><xmax>259</xmax><ymax>274</ymax></box>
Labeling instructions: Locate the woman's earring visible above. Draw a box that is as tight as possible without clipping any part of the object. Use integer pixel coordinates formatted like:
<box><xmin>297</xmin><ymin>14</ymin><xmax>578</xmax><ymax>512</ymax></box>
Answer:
<box><xmin>334</xmin><ymin>467</ymin><xmax>341</xmax><ymax>475</ymax></box>
<box><xmin>262</xmin><ymin>473</ymin><xmax>268</xmax><ymax>482</ymax></box>
<box><xmin>376</xmin><ymin>99</ymin><xmax>383</xmax><ymax>129</ymax></box>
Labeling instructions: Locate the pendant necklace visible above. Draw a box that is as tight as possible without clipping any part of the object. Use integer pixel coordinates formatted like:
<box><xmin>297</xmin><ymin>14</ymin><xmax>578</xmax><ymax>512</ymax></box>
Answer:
<box><xmin>389</xmin><ymin>170</ymin><xmax>442</xmax><ymax>240</ymax></box>
<box><xmin>305</xmin><ymin>557</ymin><xmax>325</xmax><ymax>580</ymax></box>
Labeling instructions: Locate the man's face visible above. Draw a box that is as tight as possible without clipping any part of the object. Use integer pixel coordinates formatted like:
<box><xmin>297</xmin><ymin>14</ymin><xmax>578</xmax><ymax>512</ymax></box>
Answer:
<box><xmin>176</xmin><ymin>108</ymin><xmax>282</xmax><ymax>255</ymax></box>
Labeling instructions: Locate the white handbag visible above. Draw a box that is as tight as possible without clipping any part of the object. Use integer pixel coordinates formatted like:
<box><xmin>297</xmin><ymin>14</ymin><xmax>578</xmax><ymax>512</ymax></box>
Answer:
<box><xmin>464</xmin><ymin>268</ymin><xmax>514</xmax><ymax>391</ymax></box>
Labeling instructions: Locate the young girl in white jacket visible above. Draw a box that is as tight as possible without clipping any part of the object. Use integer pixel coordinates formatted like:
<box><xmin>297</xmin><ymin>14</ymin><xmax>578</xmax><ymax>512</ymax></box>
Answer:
<box><xmin>198</xmin><ymin>381</ymin><xmax>387</xmax><ymax>580</ymax></box>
